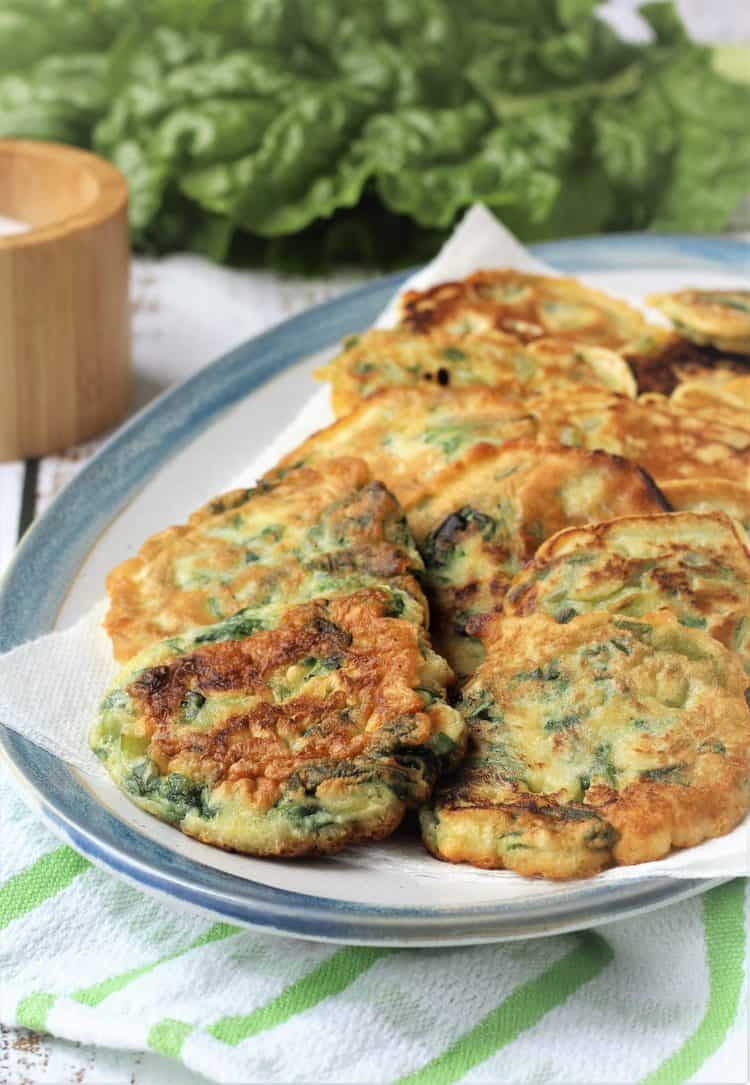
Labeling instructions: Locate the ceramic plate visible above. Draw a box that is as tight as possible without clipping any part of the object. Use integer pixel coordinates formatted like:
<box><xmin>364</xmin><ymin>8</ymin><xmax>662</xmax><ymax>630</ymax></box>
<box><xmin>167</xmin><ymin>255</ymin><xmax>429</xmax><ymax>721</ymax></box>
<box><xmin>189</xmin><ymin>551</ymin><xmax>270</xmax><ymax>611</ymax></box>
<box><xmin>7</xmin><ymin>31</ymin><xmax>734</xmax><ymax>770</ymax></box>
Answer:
<box><xmin>2</xmin><ymin>234</ymin><xmax>748</xmax><ymax>946</ymax></box>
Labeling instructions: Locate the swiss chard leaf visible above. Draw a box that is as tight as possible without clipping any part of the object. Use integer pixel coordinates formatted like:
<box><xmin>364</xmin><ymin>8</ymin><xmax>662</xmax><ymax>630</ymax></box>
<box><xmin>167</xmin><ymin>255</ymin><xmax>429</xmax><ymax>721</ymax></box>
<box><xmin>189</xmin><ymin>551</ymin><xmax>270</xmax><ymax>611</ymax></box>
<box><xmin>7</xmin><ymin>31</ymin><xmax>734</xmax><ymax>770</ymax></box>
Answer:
<box><xmin>1</xmin><ymin>0</ymin><xmax>747</xmax><ymax>271</ymax></box>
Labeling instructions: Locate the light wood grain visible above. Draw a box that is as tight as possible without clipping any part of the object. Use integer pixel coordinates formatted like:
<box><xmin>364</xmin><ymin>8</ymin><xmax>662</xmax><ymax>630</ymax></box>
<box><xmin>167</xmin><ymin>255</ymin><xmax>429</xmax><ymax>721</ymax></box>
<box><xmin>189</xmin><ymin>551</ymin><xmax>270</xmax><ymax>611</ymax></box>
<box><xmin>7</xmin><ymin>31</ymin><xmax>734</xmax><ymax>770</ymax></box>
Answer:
<box><xmin>0</xmin><ymin>140</ymin><xmax>131</xmax><ymax>460</ymax></box>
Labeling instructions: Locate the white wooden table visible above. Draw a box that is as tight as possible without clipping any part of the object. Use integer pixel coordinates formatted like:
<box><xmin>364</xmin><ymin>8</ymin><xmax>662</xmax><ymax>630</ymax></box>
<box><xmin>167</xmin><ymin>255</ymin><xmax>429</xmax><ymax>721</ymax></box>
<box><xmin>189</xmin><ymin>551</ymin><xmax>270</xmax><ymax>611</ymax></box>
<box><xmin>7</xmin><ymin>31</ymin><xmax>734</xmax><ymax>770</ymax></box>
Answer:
<box><xmin>1</xmin><ymin>3</ymin><xmax>747</xmax><ymax>1078</ymax></box>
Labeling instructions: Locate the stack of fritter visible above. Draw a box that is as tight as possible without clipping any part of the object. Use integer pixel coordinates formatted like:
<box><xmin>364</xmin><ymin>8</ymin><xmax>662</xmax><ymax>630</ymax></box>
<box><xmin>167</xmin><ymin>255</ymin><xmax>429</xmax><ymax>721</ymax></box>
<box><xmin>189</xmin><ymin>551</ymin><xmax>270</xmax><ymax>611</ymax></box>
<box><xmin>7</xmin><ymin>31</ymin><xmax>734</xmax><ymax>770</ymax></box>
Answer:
<box><xmin>424</xmin><ymin>607</ymin><xmax>750</xmax><ymax>877</ymax></box>
<box><xmin>93</xmin><ymin>459</ymin><xmax>465</xmax><ymax>857</ymax></box>
<box><xmin>424</xmin><ymin>510</ymin><xmax>750</xmax><ymax>877</ymax></box>
<box><xmin>94</xmin><ymin>272</ymin><xmax>750</xmax><ymax>878</ymax></box>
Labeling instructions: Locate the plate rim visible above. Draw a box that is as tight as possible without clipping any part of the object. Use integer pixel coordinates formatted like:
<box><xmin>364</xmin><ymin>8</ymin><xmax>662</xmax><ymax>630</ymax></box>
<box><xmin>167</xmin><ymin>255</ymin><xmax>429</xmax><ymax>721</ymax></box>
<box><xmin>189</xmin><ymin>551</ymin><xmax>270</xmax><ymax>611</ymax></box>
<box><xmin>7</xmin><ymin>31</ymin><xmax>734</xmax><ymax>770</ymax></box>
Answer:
<box><xmin>2</xmin><ymin>232</ymin><xmax>746</xmax><ymax>945</ymax></box>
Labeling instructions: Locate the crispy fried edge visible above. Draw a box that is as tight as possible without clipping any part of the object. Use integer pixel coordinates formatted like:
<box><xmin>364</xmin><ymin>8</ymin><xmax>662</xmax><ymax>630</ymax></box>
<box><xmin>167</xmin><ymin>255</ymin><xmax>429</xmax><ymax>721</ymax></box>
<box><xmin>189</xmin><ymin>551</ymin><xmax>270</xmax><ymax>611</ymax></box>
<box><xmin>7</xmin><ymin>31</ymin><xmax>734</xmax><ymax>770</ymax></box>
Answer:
<box><xmin>315</xmin><ymin>328</ymin><xmax>523</xmax><ymax>416</ymax></box>
<box><xmin>647</xmin><ymin>290</ymin><xmax>750</xmax><ymax>355</ymax></box>
<box><xmin>104</xmin><ymin>457</ymin><xmax>390</xmax><ymax>661</ymax></box>
<box><xmin>423</xmin><ymin>611</ymin><xmax>750</xmax><ymax>878</ymax></box>
<box><xmin>400</xmin><ymin>270</ymin><xmax>646</xmax><ymax>347</ymax></box>
<box><xmin>97</xmin><ymin>589</ymin><xmax>465</xmax><ymax>858</ymax></box>
<box><xmin>271</xmin><ymin>386</ymin><xmax>539</xmax><ymax>507</ymax></box>
<box><xmin>502</xmin><ymin>510</ymin><xmax>750</xmax><ymax>647</ymax></box>
<box><xmin>409</xmin><ymin>439</ymin><xmax>669</xmax><ymax>545</ymax></box>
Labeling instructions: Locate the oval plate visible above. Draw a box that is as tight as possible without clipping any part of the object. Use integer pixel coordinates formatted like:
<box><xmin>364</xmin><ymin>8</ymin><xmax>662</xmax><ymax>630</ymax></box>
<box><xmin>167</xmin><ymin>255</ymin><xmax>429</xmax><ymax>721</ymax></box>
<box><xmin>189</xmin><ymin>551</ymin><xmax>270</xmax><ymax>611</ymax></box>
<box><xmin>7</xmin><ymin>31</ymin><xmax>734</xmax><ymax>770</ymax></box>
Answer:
<box><xmin>2</xmin><ymin>234</ymin><xmax>748</xmax><ymax>946</ymax></box>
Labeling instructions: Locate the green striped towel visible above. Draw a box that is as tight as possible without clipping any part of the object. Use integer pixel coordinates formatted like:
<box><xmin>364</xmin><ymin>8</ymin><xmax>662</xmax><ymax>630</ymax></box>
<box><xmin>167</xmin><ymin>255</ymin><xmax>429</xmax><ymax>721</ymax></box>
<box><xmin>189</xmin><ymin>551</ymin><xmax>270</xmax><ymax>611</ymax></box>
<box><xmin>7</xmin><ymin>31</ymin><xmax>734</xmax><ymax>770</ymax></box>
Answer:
<box><xmin>2</xmin><ymin>768</ymin><xmax>746</xmax><ymax>1083</ymax></box>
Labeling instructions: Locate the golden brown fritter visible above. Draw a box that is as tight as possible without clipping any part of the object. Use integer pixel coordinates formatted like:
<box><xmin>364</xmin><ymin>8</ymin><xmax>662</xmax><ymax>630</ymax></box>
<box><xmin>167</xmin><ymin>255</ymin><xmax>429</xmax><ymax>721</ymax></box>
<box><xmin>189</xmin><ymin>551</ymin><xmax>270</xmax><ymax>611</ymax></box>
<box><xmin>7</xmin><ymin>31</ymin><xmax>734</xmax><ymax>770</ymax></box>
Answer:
<box><xmin>400</xmin><ymin>270</ymin><xmax>647</xmax><ymax>349</ymax></box>
<box><xmin>622</xmin><ymin>327</ymin><xmax>750</xmax><ymax>396</ymax></box>
<box><xmin>648</xmin><ymin>289</ymin><xmax>750</xmax><ymax>355</ymax></box>
<box><xmin>660</xmin><ymin>479</ymin><xmax>750</xmax><ymax>542</ymax></box>
<box><xmin>526</xmin><ymin>389</ymin><xmax>750</xmax><ymax>485</ymax></box>
<box><xmin>411</xmin><ymin>441</ymin><xmax>669</xmax><ymax>678</ymax></box>
<box><xmin>668</xmin><ymin>378</ymin><xmax>750</xmax><ymax>432</ymax></box>
<box><xmin>91</xmin><ymin>588</ymin><xmax>465</xmax><ymax>857</ymax></box>
<box><xmin>316</xmin><ymin>328</ymin><xmax>635</xmax><ymax>416</ymax></box>
<box><xmin>421</xmin><ymin>611</ymin><xmax>750</xmax><ymax>878</ymax></box>
<box><xmin>504</xmin><ymin>512</ymin><xmax>750</xmax><ymax>672</ymax></box>
<box><xmin>637</xmin><ymin>392</ymin><xmax>750</xmax><ymax>454</ymax></box>
<box><xmin>272</xmin><ymin>386</ymin><xmax>538</xmax><ymax>512</ymax></box>
<box><xmin>316</xmin><ymin>328</ymin><xmax>516</xmax><ymax>415</ymax></box>
<box><xmin>105</xmin><ymin>457</ymin><xmax>425</xmax><ymax>662</ymax></box>
<box><xmin>524</xmin><ymin>338</ymin><xmax>636</xmax><ymax>397</ymax></box>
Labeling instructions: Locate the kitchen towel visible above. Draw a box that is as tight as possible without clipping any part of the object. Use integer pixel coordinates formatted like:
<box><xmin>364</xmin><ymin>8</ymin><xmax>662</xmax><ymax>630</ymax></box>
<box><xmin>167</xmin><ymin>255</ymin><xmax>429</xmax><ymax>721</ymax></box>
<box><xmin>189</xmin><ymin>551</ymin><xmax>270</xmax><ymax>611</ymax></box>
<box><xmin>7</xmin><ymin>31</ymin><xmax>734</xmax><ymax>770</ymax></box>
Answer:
<box><xmin>1</xmin><ymin>787</ymin><xmax>747</xmax><ymax>1083</ymax></box>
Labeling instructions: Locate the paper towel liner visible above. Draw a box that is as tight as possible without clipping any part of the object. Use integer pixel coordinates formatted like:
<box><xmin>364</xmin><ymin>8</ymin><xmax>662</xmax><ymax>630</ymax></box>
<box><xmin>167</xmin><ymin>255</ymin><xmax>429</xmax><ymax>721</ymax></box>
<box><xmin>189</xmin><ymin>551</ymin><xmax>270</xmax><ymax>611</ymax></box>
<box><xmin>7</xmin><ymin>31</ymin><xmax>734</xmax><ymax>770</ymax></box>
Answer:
<box><xmin>1</xmin><ymin>204</ymin><xmax>747</xmax><ymax>879</ymax></box>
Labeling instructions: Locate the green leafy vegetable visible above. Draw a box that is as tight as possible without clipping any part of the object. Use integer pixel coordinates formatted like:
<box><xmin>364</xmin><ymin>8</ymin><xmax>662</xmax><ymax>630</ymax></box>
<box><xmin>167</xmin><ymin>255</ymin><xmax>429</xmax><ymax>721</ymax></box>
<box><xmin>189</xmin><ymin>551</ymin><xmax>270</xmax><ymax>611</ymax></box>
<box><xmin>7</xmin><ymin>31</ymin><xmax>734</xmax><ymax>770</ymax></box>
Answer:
<box><xmin>2</xmin><ymin>0</ymin><xmax>747</xmax><ymax>270</ymax></box>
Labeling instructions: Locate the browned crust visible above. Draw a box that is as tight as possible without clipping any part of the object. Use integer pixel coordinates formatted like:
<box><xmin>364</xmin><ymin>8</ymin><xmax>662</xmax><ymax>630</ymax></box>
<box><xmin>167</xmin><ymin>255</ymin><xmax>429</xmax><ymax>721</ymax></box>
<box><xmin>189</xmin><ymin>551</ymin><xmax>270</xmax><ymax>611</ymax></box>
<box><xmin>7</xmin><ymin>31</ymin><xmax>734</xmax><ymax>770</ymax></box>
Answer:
<box><xmin>527</xmin><ymin>389</ymin><xmax>750</xmax><ymax>485</ymax></box>
<box><xmin>624</xmin><ymin>330</ymin><xmax>750</xmax><ymax>395</ymax></box>
<box><xmin>414</xmin><ymin>440</ymin><xmax>671</xmax><ymax>677</ymax></box>
<box><xmin>315</xmin><ymin>327</ymin><xmax>523</xmax><ymax>416</ymax></box>
<box><xmin>425</xmin><ymin>769</ymin><xmax>750</xmax><ymax>879</ymax></box>
<box><xmin>501</xmin><ymin>512</ymin><xmax>750</xmax><ymax>664</ymax></box>
<box><xmin>647</xmin><ymin>289</ymin><xmax>750</xmax><ymax>353</ymax></box>
<box><xmin>182</xmin><ymin>801</ymin><xmax>406</xmax><ymax>858</ymax></box>
<box><xmin>400</xmin><ymin>270</ymin><xmax>646</xmax><ymax>349</ymax></box>
<box><xmin>660</xmin><ymin>478</ymin><xmax>750</xmax><ymax>537</ymax></box>
<box><xmin>507</xmin><ymin>508</ymin><xmax>748</xmax><ymax>566</ymax></box>
<box><xmin>663</xmin><ymin>387</ymin><xmax>750</xmax><ymax>434</ymax></box>
<box><xmin>129</xmin><ymin>590</ymin><xmax>433</xmax><ymax>794</ymax></box>
<box><xmin>104</xmin><ymin>456</ymin><xmax>427</xmax><ymax>662</ymax></box>
<box><xmin>271</xmin><ymin>386</ymin><xmax>539</xmax><ymax>512</ymax></box>
<box><xmin>425</xmin><ymin>611</ymin><xmax>750</xmax><ymax>878</ymax></box>
<box><xmin>411</xmin><ymin>438</ymin><xmax>670</xmax><ymax>544</ymax></box>
<box><xmin>316</xmin><ymin>328</ymin><xmax>636</xmax><ymax>416</ymax></box>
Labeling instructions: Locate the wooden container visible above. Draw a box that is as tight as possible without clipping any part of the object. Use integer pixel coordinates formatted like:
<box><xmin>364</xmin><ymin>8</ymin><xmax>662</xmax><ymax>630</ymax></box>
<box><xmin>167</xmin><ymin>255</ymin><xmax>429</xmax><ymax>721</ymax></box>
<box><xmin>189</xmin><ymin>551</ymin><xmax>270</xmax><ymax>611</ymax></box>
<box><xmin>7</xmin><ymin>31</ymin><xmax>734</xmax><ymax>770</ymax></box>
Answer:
<box><xmin>0</xmin><ymin>140</ymin><xmax>131</xmax><ymax>461</ymax></box>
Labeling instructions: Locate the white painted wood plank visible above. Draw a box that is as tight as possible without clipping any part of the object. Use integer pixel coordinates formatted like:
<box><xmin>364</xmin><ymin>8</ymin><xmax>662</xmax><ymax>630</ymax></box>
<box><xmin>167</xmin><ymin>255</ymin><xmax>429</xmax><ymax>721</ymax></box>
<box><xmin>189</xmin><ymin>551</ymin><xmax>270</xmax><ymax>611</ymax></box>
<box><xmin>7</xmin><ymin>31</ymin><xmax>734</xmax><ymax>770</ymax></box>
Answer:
<box><xmin>0</xmin><ymin>461</ymin><xmax>24</xmax><ymax>571</ymax></box>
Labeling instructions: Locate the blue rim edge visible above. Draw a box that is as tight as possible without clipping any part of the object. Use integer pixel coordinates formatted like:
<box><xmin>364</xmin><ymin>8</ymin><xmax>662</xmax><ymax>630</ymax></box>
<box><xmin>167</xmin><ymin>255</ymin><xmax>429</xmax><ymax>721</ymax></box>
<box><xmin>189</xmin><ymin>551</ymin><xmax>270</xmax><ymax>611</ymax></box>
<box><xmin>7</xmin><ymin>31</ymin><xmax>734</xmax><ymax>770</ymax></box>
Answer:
<box><xmin>1</xmin><ymin>233</ymin><xmax>746</xmax><ymax>945</ymax></box>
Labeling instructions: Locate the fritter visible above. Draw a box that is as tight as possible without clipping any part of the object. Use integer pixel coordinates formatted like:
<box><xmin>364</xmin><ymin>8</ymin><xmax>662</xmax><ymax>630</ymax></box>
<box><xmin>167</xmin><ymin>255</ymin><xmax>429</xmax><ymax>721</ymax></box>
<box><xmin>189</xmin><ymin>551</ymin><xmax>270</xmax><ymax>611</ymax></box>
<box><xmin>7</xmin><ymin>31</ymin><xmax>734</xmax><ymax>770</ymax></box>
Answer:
<box><xmin>272</xmin><ymin>386</ymin><xmax>538</xmax><ymax>512</ymax></box>
<box><xmin>647</xmin><ymin>289</ymin><xmax>750</xmax><ymax>355</ymax></box>
<box><xmin>622</xmin><ymin>327</ymin><xmax>750</xmax><ymax>395</ymax></box>
<box><xmin>400</xmin><ymin>270</ymin><xmax>647</xmax><ymax>348</ymax></box>
<box><xmin>505</xmin><ymin>512</ymin><xmax>750</xmax><ymax>672</ymax></box>
<box><xmin>661</xmin><ymin>479</ymin><xmax>750</xmax><ymax>542</ymax></box>
<box><xmin>411</xmin><ymin>442</ymin><xmax>668</xmax><ymax>678</ymax></box>
<box><xmin>670</xmin><ymin>376</ymin><xmax>750</xmax><ymax>419</ymax></box>
<box><xmin>316</xmin><ymin>329</ymin><xmax>635</xmax><ymax>416</ymax></box>
<box><xmin>527</xmin><ymin>389</ymin><xmax>750</xmax><ymax>485</ymax></box>
<box><xmin>525</xmin><ymin>338</ymin><xmax>635</xmax><ymax>397</ymax></box>
<box><xmin>105</xmin><ymin>457</ymin><xmax>425</xmax><ymax>662</ymax></box>
<box><xmin>639</xmin><ymin>390</ymin><xmax>750</xmax><ymax>442</ymax></box>
<box><xmin>421</xmin><ymin>611</ymin><xmax>750</xmax><ymax>878</ymax></box>
<box><xmin>316</xmin><ymin>328</ymin><xmax>515</xmax><ymax>415</ymax></box>
<box><xmin>91</xmin><ymin>587</ymin><xmax>465</xmax><ymax>857</ymax></box>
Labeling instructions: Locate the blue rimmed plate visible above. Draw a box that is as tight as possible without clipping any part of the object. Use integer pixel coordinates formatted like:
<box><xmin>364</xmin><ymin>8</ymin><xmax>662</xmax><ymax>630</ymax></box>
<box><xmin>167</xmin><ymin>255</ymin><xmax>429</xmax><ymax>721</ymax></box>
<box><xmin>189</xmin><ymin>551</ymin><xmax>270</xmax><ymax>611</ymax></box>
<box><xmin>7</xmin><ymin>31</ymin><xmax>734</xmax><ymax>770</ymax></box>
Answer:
<box><xmin>2</xmin><ymin>234</ymin><xmax>748</xmax><ymax>946</ymax></box>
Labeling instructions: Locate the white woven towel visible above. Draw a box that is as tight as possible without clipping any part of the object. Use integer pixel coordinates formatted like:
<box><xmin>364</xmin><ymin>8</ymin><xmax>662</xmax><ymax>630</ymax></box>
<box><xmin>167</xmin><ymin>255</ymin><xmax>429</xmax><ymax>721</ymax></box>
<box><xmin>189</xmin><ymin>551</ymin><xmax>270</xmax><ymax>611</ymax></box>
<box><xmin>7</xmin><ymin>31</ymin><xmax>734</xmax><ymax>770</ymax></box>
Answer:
<box><xmin>1</xmin><ymin>775</ymin><xmax>747</xmax><ymax>1083</ymax></box>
